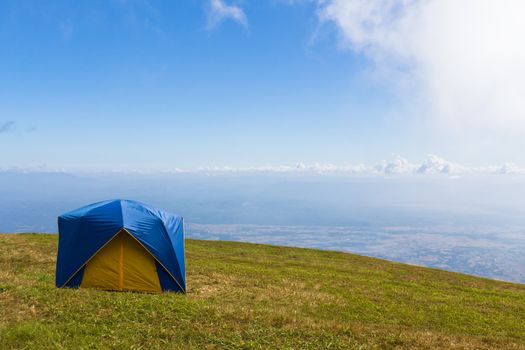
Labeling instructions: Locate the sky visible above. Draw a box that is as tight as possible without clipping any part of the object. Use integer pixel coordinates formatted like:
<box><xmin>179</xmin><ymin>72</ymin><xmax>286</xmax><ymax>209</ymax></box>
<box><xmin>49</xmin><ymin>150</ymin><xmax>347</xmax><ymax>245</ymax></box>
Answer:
<box><xmin>2</xmin><ymin>0</ymin><xmax>525</xmax><ymax>172</ymax></box>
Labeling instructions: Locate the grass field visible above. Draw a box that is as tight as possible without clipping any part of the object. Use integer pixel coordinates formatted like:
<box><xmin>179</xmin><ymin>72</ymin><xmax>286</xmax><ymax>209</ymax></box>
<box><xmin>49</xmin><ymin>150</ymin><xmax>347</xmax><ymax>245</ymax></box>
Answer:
<box><xmin>1</xmin><ymin>233</ymin><xmax>524</xmax><ymax>349</ymax></box>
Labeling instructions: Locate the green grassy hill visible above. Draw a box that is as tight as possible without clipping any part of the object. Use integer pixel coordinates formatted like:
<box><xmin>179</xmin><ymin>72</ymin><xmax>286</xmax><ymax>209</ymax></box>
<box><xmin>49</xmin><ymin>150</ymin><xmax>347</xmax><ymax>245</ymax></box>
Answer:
<box><xmin>1</xmin><ymin>234</ymin><xmax>524</xmax><ymax>349</ymax></box>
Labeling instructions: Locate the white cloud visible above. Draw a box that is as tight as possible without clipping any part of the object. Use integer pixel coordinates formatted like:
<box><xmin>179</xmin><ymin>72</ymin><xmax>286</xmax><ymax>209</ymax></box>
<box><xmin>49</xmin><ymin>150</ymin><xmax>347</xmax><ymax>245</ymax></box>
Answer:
<box><xmin>206</xmin><ymin>0</ymin><xmax>248</xmax><ymax>30</ymax></box>
<box><xmin>316</xmin><ymin>0</ymin><xmax>525</xmax><ymax>134</ymax></box>
<box><xmin>498</xmin><ymin>163</ymin><xmax>525</xmax><ymax>175</ymax></box>
<box><xmin>417</xmin><ymin>154</ymin><xmax>457</xmax><ymax>174</ymax></box>
<box><xmin>375</xmin><ymin>155</ymin><xmax>416</xmax><ymax>174</ymax></box>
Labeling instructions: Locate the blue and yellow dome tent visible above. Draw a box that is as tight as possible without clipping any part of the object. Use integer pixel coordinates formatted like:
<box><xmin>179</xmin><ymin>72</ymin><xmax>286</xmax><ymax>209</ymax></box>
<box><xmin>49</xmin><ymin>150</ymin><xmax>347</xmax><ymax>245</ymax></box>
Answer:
<box><xmin>56</xmin><ymin>199</ymin><xmax>185</xmax><ymax>293</ymax></box>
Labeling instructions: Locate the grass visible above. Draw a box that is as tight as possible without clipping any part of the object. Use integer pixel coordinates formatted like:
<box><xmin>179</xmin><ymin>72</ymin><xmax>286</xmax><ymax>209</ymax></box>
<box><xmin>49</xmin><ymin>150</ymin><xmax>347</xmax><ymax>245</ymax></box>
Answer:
<box><xmin>0</xmin><ymin>234</ymin><xmax>524</xmax><ymax>349</ymax></box>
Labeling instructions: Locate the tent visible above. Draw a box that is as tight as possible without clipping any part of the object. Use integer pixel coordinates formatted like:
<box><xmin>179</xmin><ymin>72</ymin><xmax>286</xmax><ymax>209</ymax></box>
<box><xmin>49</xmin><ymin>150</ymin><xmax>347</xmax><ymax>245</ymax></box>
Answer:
<box><xmin>56</xmin><ymin>199</ymin><xmax>185</xmax><ymax>293</ymax></box>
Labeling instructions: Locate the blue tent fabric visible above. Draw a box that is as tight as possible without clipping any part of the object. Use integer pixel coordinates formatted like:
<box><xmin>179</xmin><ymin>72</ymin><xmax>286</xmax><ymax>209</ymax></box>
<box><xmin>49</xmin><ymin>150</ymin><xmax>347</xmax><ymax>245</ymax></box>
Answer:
<box><xmin>56</xmin><ymin>199</ymin><xmax>186</xmax><ymax>292</ymax></box>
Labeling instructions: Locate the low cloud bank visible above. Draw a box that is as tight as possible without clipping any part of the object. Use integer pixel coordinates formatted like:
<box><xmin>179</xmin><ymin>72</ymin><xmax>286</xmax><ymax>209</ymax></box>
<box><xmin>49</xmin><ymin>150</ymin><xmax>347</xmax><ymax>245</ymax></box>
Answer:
<box><xmin>2</xmin><ymin>155</ymin><xmax>525</xmax><ymax>176</ymax></box>
<box><xmin>198</xmin><ymin>155</ymin><xmax>523</xmax><ymax>176</ymax></box>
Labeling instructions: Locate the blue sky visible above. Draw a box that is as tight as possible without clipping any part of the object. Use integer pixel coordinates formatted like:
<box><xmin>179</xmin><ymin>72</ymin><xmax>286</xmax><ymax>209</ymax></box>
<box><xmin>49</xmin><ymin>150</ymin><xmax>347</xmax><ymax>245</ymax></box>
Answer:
<box><xmin>1</xmin><ymin>0</ymin><xmax>525</xmax><ymax>171</ymax></box>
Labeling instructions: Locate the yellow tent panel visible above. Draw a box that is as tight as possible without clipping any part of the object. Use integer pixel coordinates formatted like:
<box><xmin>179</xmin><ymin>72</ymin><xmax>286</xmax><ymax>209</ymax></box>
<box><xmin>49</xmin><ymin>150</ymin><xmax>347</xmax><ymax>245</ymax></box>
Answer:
<box><xmin>81</xmin><ymin>230</ymin><xmax>162</xmax><ymax>293</ymax></box>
